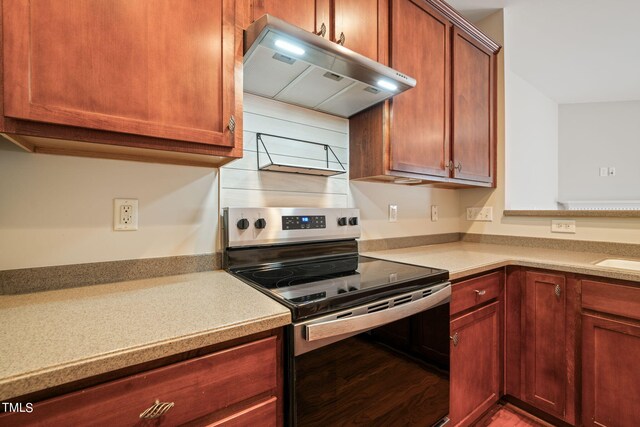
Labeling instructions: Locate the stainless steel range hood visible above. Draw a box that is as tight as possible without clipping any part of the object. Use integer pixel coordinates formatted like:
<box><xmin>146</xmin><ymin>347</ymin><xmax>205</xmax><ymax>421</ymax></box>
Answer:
<box><xmin>243</xmin><ymin>15</ymin><xmax>417</xmax><ymax>118</ymax></box>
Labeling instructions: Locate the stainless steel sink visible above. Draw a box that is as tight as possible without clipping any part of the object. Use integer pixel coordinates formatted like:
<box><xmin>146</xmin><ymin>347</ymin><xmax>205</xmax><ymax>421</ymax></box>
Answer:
<box><xmin>594</xmin><ymin>258</ymin><xmax>640</xmax><ymax>271</ymax></box>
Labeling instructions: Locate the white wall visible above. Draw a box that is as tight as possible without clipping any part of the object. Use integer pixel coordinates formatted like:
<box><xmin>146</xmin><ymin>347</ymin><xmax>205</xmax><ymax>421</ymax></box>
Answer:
<box><xmin>558</xmin><ymin>100</ymin><xmax>640</xmax><ymax>202</ymax></box>
<box><xmin>0</xmin><ymin>141</ymin><xmax>218</xmax><ymax>270</ymax></box>
<box><xmin>503</xmin><ymin>7</ymin><xmax>558</xmax><ymax>210</ymax></box>
<box><xmin>460</xmin><ymin>10</ymin><xmax>640</xmax><ymax>244</ymax></box>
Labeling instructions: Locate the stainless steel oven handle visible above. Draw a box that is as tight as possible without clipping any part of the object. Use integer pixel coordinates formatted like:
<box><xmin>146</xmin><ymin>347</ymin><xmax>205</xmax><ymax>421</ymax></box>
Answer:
<box><xmin>305</xmin><ymin>284</ymin><xmax>451</xmax><ymax>342</ymax></box>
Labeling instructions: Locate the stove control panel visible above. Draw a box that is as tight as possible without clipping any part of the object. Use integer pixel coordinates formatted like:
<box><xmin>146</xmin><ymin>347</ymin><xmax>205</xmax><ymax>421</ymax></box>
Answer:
<box><xmin>283</xmin><ymin>215</ymin><xmax>326</xmax><ymax>230</ymax></box>
<box><xmin>223</xmin><ymin>207</ymin><xmax>361</xmax><ymax>248</ymax></box>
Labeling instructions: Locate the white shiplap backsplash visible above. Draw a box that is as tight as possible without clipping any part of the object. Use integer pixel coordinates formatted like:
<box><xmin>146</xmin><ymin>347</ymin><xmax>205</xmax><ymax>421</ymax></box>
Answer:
<box><xmin>221</xmin><ymin>94</ymin><xmax>349</xmax><ymax>208</ymax></box>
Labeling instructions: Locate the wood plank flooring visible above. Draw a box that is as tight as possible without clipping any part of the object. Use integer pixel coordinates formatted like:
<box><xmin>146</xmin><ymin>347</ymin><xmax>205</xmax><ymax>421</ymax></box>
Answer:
<box><xmin>475</xmin><ymin>404</ymin><xmax>550</xmax><ymax>427</ymax></box>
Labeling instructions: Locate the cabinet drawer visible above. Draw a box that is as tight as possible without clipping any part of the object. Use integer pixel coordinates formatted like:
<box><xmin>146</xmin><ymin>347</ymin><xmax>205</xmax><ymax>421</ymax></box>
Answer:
<box><xmin>451</xmin><ymin>271</ymin><xmax>503</xmax><ymax>315</ymax></box>
<box><xmin>582</xmin><ymin>279</ymin><xmax>640</xmax><ymax>321</ymax></box>
<box><xmin>207</xmin><ymin>397</ymin><xmax>277</xmax><ymax>427</ymax></box>
<box><xmin>2</xmin><ymin>337</ymin><xmax>277</xmax><ymax>427</ymax></box>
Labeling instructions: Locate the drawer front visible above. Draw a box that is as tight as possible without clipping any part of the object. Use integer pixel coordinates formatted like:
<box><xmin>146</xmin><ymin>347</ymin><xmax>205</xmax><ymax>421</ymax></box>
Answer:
<box><xmin>451</xmin><ymin>271</ymin><xmax>503</xmax><ymax>315</ymax></box>
<box><xmin>207</xmin><ymin>397</ymin><xmax>277</xmax><ymax>427</ymax></box>
<box><xmin>1</xmin><ymin>337</ymin><xmax>277</xmax><ymax>427</ymax></box>
<box><xmin>582</xmin><ymin>279</ymin><xmax>640</xmax><ymax>321</ymax></box>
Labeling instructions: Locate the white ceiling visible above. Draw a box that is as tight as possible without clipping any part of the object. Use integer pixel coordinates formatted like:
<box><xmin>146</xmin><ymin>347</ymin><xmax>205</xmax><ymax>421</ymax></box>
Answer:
<box><xmin>447</xmin><ymin>0</ymin><xmax>640</xmax><ymax>104</ymax></box>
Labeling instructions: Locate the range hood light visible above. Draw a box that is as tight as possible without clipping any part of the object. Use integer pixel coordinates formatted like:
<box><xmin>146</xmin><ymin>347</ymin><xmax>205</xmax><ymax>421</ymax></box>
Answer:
<box><xmin>274</xmin><ymin>39</ymin><xmax>305</xmax><ymax>56</ymax></box>
<box><xmin>377</xmin><ymin>79</ymin><xmax>398</xmax><ymax>91</ymax></box>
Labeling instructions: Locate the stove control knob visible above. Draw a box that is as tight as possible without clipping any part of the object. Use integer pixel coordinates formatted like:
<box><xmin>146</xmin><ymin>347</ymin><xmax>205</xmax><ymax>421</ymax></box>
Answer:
<box><xmin>255</xmin><ymin>218</ymin><xmax>267</xmax><ymax>229</ymax></box>
<box><xmin>348</xmin><ymin>217</ymin><xmax>359</xmax><ymax>226</ymax></box>
<box><xmin>236</xmin><ymin>218</ymin><xmax>250</xmax><ymax>230</ymax></box>
<box><xmin>337</xmin><ymin>217</ymin><xmax>347</xmax><ymax>226</ymax></box>
<box><xmin>337</xmin><ymin>288</ymin><xmax>347</xmax><ymax>294</ymax></box>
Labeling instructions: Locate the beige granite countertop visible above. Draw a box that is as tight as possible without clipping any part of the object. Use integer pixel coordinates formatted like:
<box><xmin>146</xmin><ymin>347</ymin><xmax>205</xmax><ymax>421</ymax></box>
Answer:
<box><xmin>364</xmin><ymin>241</ymin><xmax>640</xmax><ymax>282</ymax></box>
<box><xmin>0</xmin><ymin>271</ymin><xmax>290</xmax><ymax>401</ymax></box>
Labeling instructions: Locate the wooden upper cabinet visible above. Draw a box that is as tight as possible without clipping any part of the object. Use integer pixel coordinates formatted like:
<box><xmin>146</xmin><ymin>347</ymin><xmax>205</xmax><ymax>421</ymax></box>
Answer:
<box><xmin>451</xmin><ymin>27</ymin><xmax>495</xmax><ymax>183</ymax></box>
<box><xmin>333</xmin><ymin>0</ymin><xmax>381</xmax><ymax>61</ymax></box>
<box><xmin>251</xmin><ymin>0</ymin><xmax>316</xmax><ymax>33</ymax></box>
<box><xmin>348</xmin><ymin>0</ymin><xmax>500</xmax><ymax>188</ymax></box>
<box><xmin>3</xmin><ymin>0</ymin><xmax>238</xmax><ymax>149</ymax></box>
<box><xmin>523</xmin><ymin>271</ymin><xmax>567</xmax><ymax>419</ymax></box>
<box><xmin>389</xmin><ymin>0</ymin><xmax>450</xmax><ymax>178</ymax></box>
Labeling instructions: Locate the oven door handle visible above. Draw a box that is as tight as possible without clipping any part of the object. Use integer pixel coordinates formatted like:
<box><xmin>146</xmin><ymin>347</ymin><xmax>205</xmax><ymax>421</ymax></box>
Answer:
<box><xmin>304</xmin><ymin>284</ymin><xmax>451</xmax><ymax>342</ymax></box>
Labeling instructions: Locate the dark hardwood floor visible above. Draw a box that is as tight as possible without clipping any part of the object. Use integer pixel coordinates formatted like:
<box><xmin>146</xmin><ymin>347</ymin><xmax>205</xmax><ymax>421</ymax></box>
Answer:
<box><xmin>475</xmin><ymin>404</ymin><xmax>550</xmax><ymax>427</ymax></box>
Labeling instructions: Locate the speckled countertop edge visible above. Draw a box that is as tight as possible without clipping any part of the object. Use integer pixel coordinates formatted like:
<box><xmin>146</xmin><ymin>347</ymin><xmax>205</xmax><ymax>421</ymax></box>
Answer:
<box><xmin>0</xmin><ymin>271</ymin><xmax>291</xmax><ymax>401</ymax></box>
<box><xmin>0</xmin><ymin>311</ymin><xmax>290</xmax><ymax>402</ymax></box>
<box><xmin>363</xmin><ymin>242</ymin><xmax>640</xmax><ymax>283</ymax></box>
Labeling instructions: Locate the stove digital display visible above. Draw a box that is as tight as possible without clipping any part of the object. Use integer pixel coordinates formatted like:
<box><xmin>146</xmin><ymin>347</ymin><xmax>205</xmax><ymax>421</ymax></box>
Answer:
<box><xmin>283</xmin><ymin>215</ymin><xmax>326</xmax><ymax>230</ymax></box>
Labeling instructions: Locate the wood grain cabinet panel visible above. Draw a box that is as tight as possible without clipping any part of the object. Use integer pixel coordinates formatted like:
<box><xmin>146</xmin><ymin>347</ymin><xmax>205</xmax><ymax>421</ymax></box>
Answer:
<box><xmin>389</xmin><ymin>0</ymin><xmax>451</xmax><ymax>178</ymax></box>
<box><xmin>0</xmin><ymin>337</ymin><xmax>279</xmax><ymax>427</ymax></box>
<box><xmin>451</xmin><ymin>27</ymin><xmax>495</xmax><ymax>184</ymax></box>
<box><xmin>523</xmin><ymin>271</ymin><xmax>567</xmax><ymax>419</ymax></box>
<box><xmin>333</xmin><ymin>0</ymin><xmax>381</xmax><ymax>61</ymax></box>
<box><xmin>348</xmin><ymin>0</ymin><xmax>499</xmax><ymax>188</ymax></box>
<box><xmin>450</xmin><ymin>302</ymin><xmax>501</xmax><ymax>427</ymax></box>
<box><xmin>1</xmin><ymin>0</ymin><xmax>243</xmax><ymax>166</ymax></box>
<box><xmin>582</xmin><ymin>314</ymin><xmax>640</xmax><ymax>427</ymax></box>
<box><xmin>250</xmin><ymin>0</ymin><xmax>320</xmax><ymax>33</ymax></box>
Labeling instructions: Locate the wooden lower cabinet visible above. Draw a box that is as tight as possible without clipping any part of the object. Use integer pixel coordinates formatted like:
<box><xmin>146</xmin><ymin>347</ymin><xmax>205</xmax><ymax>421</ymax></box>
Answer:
<box><xmin>522</xmin><ymin>271</ymin><xmax>568</xmax><ymax>419</ymax></box>
<box><xmin>450</xmin><ymin>302</ymin><xmax>501</xmax><ymax>427</ymax></box>
<box><xmin>581</xmin><ymin>279</ymin><xmax>640</xmax><ymax>427</ymax></box>
<box><xmin>0</xmin><ymin>335</ymin><xmax>281</xmax><ymax>427</ymax></box>
<box><xmin>582</xmin><ymin>314</ymin><xmax>640</xmax><ymax>427</ymax></box>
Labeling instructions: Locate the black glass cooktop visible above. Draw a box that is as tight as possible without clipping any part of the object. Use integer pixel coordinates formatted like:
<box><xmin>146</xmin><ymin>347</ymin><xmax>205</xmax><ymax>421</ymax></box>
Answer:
<box><xmin>233</xmin><ymin>255</ymin><xmax>448</xmax><ymax>320</ymax></box>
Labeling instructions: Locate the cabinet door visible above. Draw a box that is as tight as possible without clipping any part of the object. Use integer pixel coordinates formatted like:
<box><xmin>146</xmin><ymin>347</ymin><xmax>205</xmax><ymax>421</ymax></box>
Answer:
<box><xmin>333</xmin><ymin>0</ymin><xmax>381</xmax><ymax>61</ymax></box>
<box><xmin>389</xmin><ymin>0</ymin><xmax>451</xmax><ymax>178</ymax></box>
<box><xmin>450</xmin><ymin>302</ymin><xmax>501</xmax><ymax>427</ymax></box>
<box><xmin>523</xmin><ymin>271</ymin><xmax>566</xmax><ymax>418</ymax></box>
<box><xmin>582</xmin><ymin>314</ymin><xmax>640</xmax><ymax>427</ymax></box>
<box><xmin>451</xmin><ymin>27</ymin><xmax>495</xmax><ymax>184</ymax></box>
<box><xmin>251</xmin><ymin>0</ymin><xmax>320</xmax><ymax>34</ymax></box>
<box><xmin>3</xmin><ymin>0</ymin><xmax>238</xmax><ymax>147</ymax></box>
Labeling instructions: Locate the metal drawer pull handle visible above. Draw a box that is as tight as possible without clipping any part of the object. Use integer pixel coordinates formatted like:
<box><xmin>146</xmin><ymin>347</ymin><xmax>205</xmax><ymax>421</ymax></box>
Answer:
<box><xmin>474</xmin><ymin>289</ymin><xmax>486</xmax><ymax>296</ymax></box>
<box><xmin>338</xmin><ymin>32</ymin><xmax>346</xmax><ymax>45</ymax></box>
<box><xmin>450</xmin><ymin>332</ymin><xmax>459</xmax><ymax>347</ymax></box>
<box><xmin>555</xmin><ymin>284</ymin><xmax>561</xmax><ymax>297</ymax></box>
<box><xmin>140</xmin><ymin>400</ymin><xmax>174</xmax><ymax>419</ymax></box>
<box><xmin>315</xmin><ymin>22</ymin><xmax>327</xmax><ymax>37</ymax></box>
<box><xmin>454</xmin><ymin>162</ymin><xmax>462</xmax><ymax>172</ymax></box>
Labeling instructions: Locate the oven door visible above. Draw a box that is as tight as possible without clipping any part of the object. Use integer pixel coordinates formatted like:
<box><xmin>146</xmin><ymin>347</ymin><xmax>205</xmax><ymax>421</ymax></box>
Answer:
<box><xmin>289</xmin><ymin>283</ymin><xmax>451</xmax><ymax>427</ymax></box>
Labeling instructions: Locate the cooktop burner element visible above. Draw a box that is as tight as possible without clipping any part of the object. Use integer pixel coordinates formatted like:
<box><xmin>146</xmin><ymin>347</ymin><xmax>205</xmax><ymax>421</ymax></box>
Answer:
<box><xmin>223</xmin><ymin>207</ymin><xmax>449</xmax><ymax>320</ymax></box>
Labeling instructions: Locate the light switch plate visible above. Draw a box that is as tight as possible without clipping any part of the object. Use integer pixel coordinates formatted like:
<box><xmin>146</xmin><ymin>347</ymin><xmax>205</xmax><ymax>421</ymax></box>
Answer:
<box><xmin>466</xmin><ymin>207</ymin><xmax>493</xmax><ymax>221</ymax></box>
<box><xmin>551</xmin><ymin>220</ymin><xmax>576</xmax><ymax>234</ymax></box>
<box><xmin>431</xmin><ymin>205</ymin><xmax>438</xmax><ymax>222</ymax></box>
<box><xmin>388</xmin><ymin>204</ymin><xmax>398</xmax><ymax>222</ymax></box>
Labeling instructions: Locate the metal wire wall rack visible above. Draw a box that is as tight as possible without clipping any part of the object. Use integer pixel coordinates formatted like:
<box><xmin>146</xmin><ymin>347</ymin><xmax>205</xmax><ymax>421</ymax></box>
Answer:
<box><xmin>256</xmin><ymin>133</ymin><xmax>346</xmax><ymax>177</ymax></box>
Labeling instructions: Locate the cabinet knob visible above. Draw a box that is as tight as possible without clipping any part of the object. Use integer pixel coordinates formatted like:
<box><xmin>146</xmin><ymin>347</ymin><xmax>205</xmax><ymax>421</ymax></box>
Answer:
<box><xmin>338</xmin><ymin>32</ymin><xmax>346</xmax><ymax>46</ymax></box>
<box><xmin>450</xmin><ymin>332</ymin><xmax>459</xmax><ymax>347</ymax></box>
<box><xmin>555</xmin><ymin>284</ymin><xmax>562</xmax><ymax>297</ymax></box>
<box><xmin>474</xmin><ymin>289</ymin><xmax>486</xmax><ymax>296</ymax></box>
<box><xmin>315</xmin><ymin>22</ymin><xmax>327</xmax><ymax>37</ymax></box>
<box><xmin>227</xmin><ymin>115</ymin><xmax>236</xmax><ymax>133</ymax></box>
<box><xmin>140</xmin><ymin>400</ymin><xmax>174</xmax><ymax>419</ymax></box>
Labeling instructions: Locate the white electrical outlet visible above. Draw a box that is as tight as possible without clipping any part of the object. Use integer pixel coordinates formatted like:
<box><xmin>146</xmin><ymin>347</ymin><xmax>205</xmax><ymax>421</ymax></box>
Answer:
<box><xmin>388</xmin><ymin>204</ymin><xmax>398</xmax><ymax>222</ymax></box>
<box><xmin>466</xmin><ymin>207</ymin><xmax>493</xmax><ymax>221</ymax></box>
<box><xmin>114</xmin><ymin>199</ymin><xmax>138</xmax><ymax>231</ymax></box>
<box><xmin>551</xmin><ymin>220</ymin><xmax>576</xmax><ymax>234</ymax></box>
<box><xmin>431</xmin><ymin>205</ymin><xmax>439</xmax><ymax>222</ymax></box>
